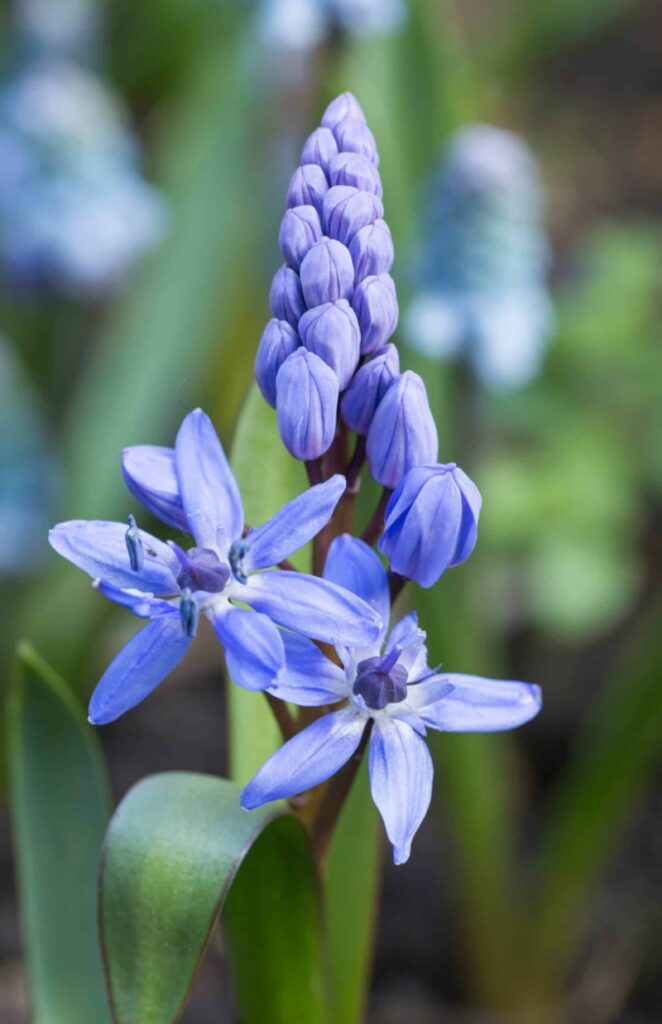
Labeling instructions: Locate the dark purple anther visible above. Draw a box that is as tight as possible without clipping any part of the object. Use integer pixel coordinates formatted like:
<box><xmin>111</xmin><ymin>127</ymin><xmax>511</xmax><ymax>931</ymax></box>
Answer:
<box><xmin>353</xmin><ymin>646</ymin><xmax>408</xmax><ymax>709</ymax></box>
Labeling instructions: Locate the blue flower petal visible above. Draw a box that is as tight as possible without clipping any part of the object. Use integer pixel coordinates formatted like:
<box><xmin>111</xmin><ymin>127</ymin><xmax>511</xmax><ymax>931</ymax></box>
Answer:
<box><xmin>268</xmin><ymin>632</ymin><xmax>347</xmax><ymax>706</ymax></box>
<box><xmin>241</xmin><ymin>708</ymin><xmax>365</xmax><ymax>809</ymax></box>
<box><xmin>241</xmin><ymin>569</ymin><xmax>383</xmax><ymax>647</ymax></box>
<box><xmin>49</xmin><ymin>520</ymin><xmax>179</xmax><ymax>594</ymax></box>
<box><xmin>209</xmin><ymin>606</ymin><xmax>285</xmax><ymax>691</ymax></box>
<box><xmin>417</xmin><ymin>674</ymin><xmax>542</xmax><ymax>732</ymax></box>
<box><xmin>368</xmin><ymin>716</ymin><xmax>433</xmax><ymax>865</ymax></box>
<box><xmin>243</xmin><ymin>475</ymin><xmax>346</xmax><ymax>573</ymax></box>
<box><xmin>94</xmin><ymin>579</ymin><xmax>178</xmax><ymax>618</ymax></box>
<box><xmin>174</xmin><ymin>409</ymin><xmax>243</xmax><ymax>548</ymax></box>
<box><xmin>88</xmin><ymin>617</ymin><xmax>191</xmax><ymax>724</ymax></box>
<box><xmin>385</xmin><ymin>611</ymin><xmax>428</xmax><ymax>678</ymax></box>
<box><xmin>121</xmin><ymin>445</ymin><xmax>187</xmax><ymax>530</ymax></box>
<box><xmin>323</xmin><ymin>534</ymin><xmax>390</xmax><ymax>639</ymax></box>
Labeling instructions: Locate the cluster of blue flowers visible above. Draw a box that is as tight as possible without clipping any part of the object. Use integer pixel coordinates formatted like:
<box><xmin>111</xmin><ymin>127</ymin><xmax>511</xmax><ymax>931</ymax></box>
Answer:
<box><xmin>258</xmin><ymin>0</ymin><xmax>406</xmax><ymax>53</ymax></box>
<box><xmin>0</xmin><ymin>0</ymin><xmax>166</xmax><ymax>298</ymax></box>
<box><xmin>406</xmin><ymin>124</ymin><xmax>554</xmax><ymax>391</ymax></box>
<box><xmin>50</xmin><ymin>95</ymin><xmax>541</xmax><ymax>863</ymax></box>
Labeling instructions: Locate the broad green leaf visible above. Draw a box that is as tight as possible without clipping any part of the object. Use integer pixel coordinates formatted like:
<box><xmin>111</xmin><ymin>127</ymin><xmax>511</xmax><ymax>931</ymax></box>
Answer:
<box><xmin>100</xmin><ymin>772</ymin><xmax>328</xmax><ymax>1024</ymax></box>
<box><xmin>532</xmin><ymin>603</ymin><xmax>662</xmax><ymax>990</ymax></box>
<box><xmin>229</xmin><ymin>385</ymin><xmax>309</xmax><ymax>783</ymax></box>
<box><xmin>8</xmin><ymin>643</ymin><xmax>112</xmax><ymax>1023</ymax></box>
<box><xmin>325</xmin><ymin>759</ymin><xmax>382</xmax><ymax>1024</ymax></box>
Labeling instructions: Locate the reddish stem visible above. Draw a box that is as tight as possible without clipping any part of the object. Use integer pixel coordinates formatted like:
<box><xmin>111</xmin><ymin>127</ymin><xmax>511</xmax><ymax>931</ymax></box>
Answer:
<box><xmin>361</xmin><ymin>488</ymin><xmax>391</xmax><ymax>547</ymax></box>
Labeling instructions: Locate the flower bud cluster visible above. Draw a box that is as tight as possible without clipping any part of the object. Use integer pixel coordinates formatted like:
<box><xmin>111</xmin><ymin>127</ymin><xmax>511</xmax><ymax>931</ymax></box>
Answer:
<box><xmin>256</xmin><ymin>92</ymin><xmax>437</xmax><ymax>492</ymax></box>
<box><xmin>406</xmin><ymin>124</ymin><xmax>554</xmax><ymax>391</ymax></box>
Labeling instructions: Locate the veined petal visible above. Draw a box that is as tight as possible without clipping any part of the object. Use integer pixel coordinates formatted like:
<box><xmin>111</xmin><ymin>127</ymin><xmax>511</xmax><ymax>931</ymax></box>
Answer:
<box><xmin>385</xmin><ymin>611</ymin><xmax>428</xmax><ymax>679</ymax></box>
<box><xmin>242</xmin><ymin>475</ymin><xmax>346</xmax><ymax>574</ymax></box>
<box><xmin>368</xmin><ymin>716</ymin><xmax>433</xmax><ymax>865</ymax></box>
<box><xmin>268</xmin><ymin>632</ymin><xmax>347</xmax><ymax>706</ymax></box>
<box><xmin>49</xmin><ymin>520</ymin><xmax>179</xmax><ymax>595</ymax></box>
<box><xmin>88</xmin><ymin>617</ymin><xmax>191</xmax><ymax>725</ymax></box>
<box><xmin>94</xmin><ymin>579</ymin><xmax>178</xmax><ymax>619</ymax></box>
<box><xmin>241</xmin><ymin>708</ymin><xmax>366</xmax><ymax>809</ymax></box>
<box><xmin>174</xmin><ymin>409</ymin><xmax>243</xmax><ymax>548</ymax></box>
<box><xmin>209</xmin><ymin>606</ymin><xmax>285</xmax><ymax>691</ymax></box>
<box><xmin>421</xmin><ymin>674</ymin><xmax>542</xmax><ymax>732</ymax></box>
<box><xmin>121</xmin><ymin>445</ymin><xmax>187</xmax><ymax>531</ymax></box>
<box><xmin>323</xmin><ymin>534</ymin><xmax>390</xmax><ymax>639</ymax></box>
<box><xmin>240</xmin><ymin>570</ymin><xmax>383</xmax><ymax>647</ymax></box>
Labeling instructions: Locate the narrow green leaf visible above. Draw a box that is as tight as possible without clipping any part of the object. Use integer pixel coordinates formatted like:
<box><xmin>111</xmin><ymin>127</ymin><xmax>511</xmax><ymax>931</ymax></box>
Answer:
<box><xmin>100</xmin><ymin>772</ymin><xmax>328</xmax><ymax>1024</ymax></box>
<box><xmin>8</xmin><ymin>642</ymin><xmax>112</xmax><ymax>1023</ymax></box>
<box><xmin>532</xmin><ymin>603</ymin><xmax>662</xmax><ymax>988</ymax></box>
<box><xmin>229</xmin><ymin>384</ymin><xmax>309</xmax><ymax>783</ymax></box>
<box><xmin>325</xmin><ymin>759</ymin><xmax>382</xmax><ymax>1024</ymax></box>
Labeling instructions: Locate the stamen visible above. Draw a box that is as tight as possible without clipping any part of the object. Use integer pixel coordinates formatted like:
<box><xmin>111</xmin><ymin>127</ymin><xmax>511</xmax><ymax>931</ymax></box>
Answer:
<box><xmin>229</xmin><ymin>539</ymin><xmax>249</xmax><ymax>584</ymax></box>
<box><xmin>125</xmin><ymin>514</ymin><xmax>144</xmax><ymax>572</ymax></box>
<box><xmin>179</xmin><ymin>588</ymin><xmax>199</xmax><ymax>638</ymax></box>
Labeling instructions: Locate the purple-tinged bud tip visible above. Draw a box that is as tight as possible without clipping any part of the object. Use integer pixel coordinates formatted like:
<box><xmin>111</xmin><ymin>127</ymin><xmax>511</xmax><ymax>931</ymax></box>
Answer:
<box><xmin>367</xmin><ymin>371</ymin><xmax>439</xmax><ymax>488</ymax></box>
<box><xmin>255</xmin><ymin>318</ymin><xmax>300</xmax><ymax>407</ymax></box>
<box><xmin>299</xmin><ymin>238</ymin><xmax>355</xmax><ymax>308</ymax></box>
<box><xmin>379</xmin><ymin>463</ymin><xmax>482</xmax><ymax>587</ymax></box>
<box><xmin>323</xmin><ymin>185</ymin><xmax>384</xmax><ymax>247</ymax></box>
<box><xmin>329</xmin><ymin>152</ymin><xmax>383</xmax><ymax>197</ymax></box>
<box><xmin>299</xmin><ymin>299</ymin><xmax>361</xmax><ymax>390</ymax></box>
<box><xmin>352</xmin><ymin>272</ymin><xmax>399</xmax><ymax>354</ymax></box>
<box><xmin>349</xmin><ymin>219</ymin><xmax>394</xmax><ymax>282</ymax></box>
<box><xmin>321</xmin><ymin>92</ymin><xmax>366</xmax><ymax>131</ymax></box>
<box><xmin>286</xmin><ymin>164</ymin><xmax>328</xmax><ymax>214</ymax></box>
<box><xmin>341</xmin><ymin>343</ymin><xmax>400</xmax><ymax>434</ymax></box>
<box><xmin>301</xmin><ymin>127</ymin><xmax>338</xmax><ymax>175</ymax></box>
<box><xmin>276</xmin><ymin>348</ymin><xmax>340</xmax><ymax>460</ymax></box>
<box><xmin>279</xmin><ymin>205</ymin><xmax>323</xmax><ymax>271</ymax></box>
<box><xmin>270</xmin><ymin>265</ymin><xmax>306</xmax><ymax>327</ymax></box>
<box><xmin>333</xmin><ymin>117</ymin><xmax>379</xmax><ymax>165</ymax></box>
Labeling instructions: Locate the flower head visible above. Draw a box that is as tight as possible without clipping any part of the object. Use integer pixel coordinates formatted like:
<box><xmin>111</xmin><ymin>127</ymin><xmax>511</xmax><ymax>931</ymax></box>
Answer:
<box><xmin>49</xmin><ymin>410</ymin><xmax>382</xmax><ymax>724</ymax></box>
<box><xmin>241</xmin><ymin>536</ymin><xmax>541</xmax><ymax>863</ymax></box>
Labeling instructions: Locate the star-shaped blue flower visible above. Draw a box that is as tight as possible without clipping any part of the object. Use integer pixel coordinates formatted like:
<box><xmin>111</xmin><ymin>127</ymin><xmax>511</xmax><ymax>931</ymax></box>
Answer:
<box><xmin>49</xmin><ymin>410</ymin><xmax>382</xmax><ymax>725</ymax></box>
<box><xmin>241</xmin><ymin>535</ymin><xmax>541</xmax><ymax>864</ymax></box>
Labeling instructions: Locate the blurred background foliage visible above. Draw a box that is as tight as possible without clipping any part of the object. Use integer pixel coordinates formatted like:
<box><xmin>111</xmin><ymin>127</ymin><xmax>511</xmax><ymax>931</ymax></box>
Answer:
<box><xmin>0</xmin><ymin>0</ymin><xmax>660</xmax><ymax>1020</ymax></box>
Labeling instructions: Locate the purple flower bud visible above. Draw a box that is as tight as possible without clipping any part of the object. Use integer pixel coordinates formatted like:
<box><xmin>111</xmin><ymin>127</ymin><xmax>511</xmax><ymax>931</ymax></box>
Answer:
<box><xmin>286</xmin><ymin>164</ymin><xmax>328</xmax><ymax>214</ymax></box>
<box><xmin>334</xmin><ymin>118</ymin><xmax>379</xmax><ymax>165</ymax></box>
<box><xmin>301</xmin><ymin>127</ymin><xmax>338</xmax><ymax>175</ymax></box>
<box><xmin>298</xmin><ymin>300</ymin><xmax>360</xmax><ymax>390</ymax></box>
<box><xmin>366</xmin><ymin>371</ymin><xmax>439</xmax><ymax>488</ymax></box>
<box><xmin>341</xmin><ymin>343</ymin><xmax>400</xmax><ymax>434</ymax></box>
<box><xmin>329</xmin><ymin>152</ymin><xmax>382</xmax><ymax>196</ymax></box>
<box><xmin>352</xmin><ymin>273</ymin><xmax>399</xmax><ymax>353</ymax></box>
<box><xmin>299</xmin><ymin>238</ymin><xmax>355</xmax><ymax>308</ymax></box>
<box><xmin>349</xmin><ymin>219</ymin><xmax>394</xmax><ymax>282</ymax></box>
<box><xmin>255</xmin><ymin>318</ymin><xmax>300</xmax><ymax>407</ymax></box>
<box><xmin>279</xmin><ymin>205</ymin><xmax>323</xmax><ymax>271</ymax></box>
<box><xmin>270</xmin><ymin>265</ymin><xmax>306</xmax><ymax>327</ymax></box>
<box><xmin>323</xmin><ymin>185</ymin><xmax>384</xmax><ymax>246</ymax></box>
<box><xmin>276</xmin><ymin>349</ymin><xmax>339</xmax><ymax>460</ymax></box>
<box><xmin>378</xmin><ymin>463</ymin><xmax>482</xmax><ymax>587</ymax></box>
<box><xmin>321</xmin><ymin>92</ymin><xmax>367</xmax><ymax>131</ymax></box>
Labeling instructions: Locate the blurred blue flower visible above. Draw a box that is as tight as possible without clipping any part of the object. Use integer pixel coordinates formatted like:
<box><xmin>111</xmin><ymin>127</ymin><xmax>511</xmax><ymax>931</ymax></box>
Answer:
<box><xmin>257</xmin><ymin>0</ymin><xmax>407</xmax><ymax>53</ymax></box>
<box><xmin>0</xmin><ymin>336</ymin><xmax>59</xmax><ymax>575</ymax></box>
<box><xmin>242</xmin><ymin>536</ymin><xmax>541</xmax><ymax>863</ymax></box>
<box><xmin>49</xmin><ymin>409</ymin><xmax>382</xmax><ymax>724</ymax></box>
<box><xmin>405</xmin><ymin>125</ymin><xmax>554</xmax><ymax>391</ymax></box>
<box><xmin>0</xmin><ymin>52</ymin><xmax>166</xmax><ymax>297</ymax></box>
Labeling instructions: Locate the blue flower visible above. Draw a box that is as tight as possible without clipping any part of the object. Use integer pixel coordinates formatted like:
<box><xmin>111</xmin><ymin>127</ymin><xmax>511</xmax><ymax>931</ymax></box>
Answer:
<box><xmin>379</xmin><ymin>462</ymin><xmax>482</xmax><ymax>586</ymax></box>
<box><xmin>49</xmin><ymin>410</ymin><xmax>382</xmax><ymax>724</ymax></box>
<box><xmin>241</xmin><ymin>536</ymin><xmax>541</xmax><ymax>863</ymax></box>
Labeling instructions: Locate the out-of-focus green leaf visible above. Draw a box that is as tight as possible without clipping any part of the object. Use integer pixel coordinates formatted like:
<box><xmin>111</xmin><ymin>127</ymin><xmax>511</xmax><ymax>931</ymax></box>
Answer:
<box><xmin>228</xmin><ymin>384</ymin><xmax>309</xmax><ymax>783</ymax></box>
<box><xmin>325</xmin><ymin>759</ymin><xmax>382</xmax><ymax>1024</ymax></box>
<box><xmin>532</xmin><ymin>603</ymin><xmax>662</xmax><ymax>990</ymax></box>
<box><xmin>8</xmin><ymin>643</ymin><xmax>112</xmax><ymax>1023</ymax></box>
<box><xmin>100</xmin><ymin>772</ymin><xmax>328</xmax><ymax>1024</ymax></box>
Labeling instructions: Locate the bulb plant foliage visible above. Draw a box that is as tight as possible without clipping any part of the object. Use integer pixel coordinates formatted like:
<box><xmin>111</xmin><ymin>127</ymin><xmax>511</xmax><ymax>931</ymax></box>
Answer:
<box><xmin>50</xmin><ymin>93</ymin><xmax>541</xmax><ymax>865</ymax></box>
